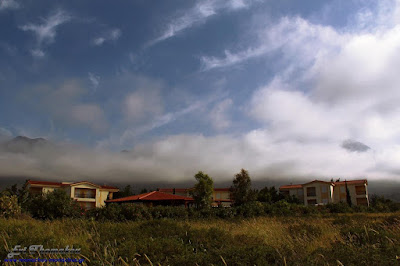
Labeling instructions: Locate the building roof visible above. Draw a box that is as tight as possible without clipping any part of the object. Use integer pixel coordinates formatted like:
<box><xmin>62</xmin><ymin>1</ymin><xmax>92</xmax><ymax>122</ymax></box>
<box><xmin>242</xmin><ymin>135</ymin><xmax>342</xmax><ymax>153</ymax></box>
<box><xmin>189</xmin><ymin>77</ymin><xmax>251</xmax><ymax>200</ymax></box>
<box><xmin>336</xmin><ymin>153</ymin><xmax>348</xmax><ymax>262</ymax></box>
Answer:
<box><xmin>302</xmin><ymin>180</ymin><xmax>333</xmax><ymax>186</ymax></box>
<box><xmin>159</xmin><ymin>187</ymin><xmax>230</xmax><ymax>193</ymax></box>
<box><xmin>214</xmin><ymin>188</ymin><xmax>231</xmax><ymax>192</ymax></box>
<box><xmin>280</xmin><ymin>184</ymin><xmax>302</xmax><ymax>190</ymax></box>
<box><xmin>158</xmin><ymin>188</ymin><xmax>190</xmax><ymax>193</ymax></box>
<box><xmin>106</xmin><ymin>191</ymin><xmax>194</xmax><ymax>203</ymax></box>
<box><xmin>334</xmin><ymin>179</ymin><xmax>368</xmax><ymax>186</ymax></box>
<box><xmin>27</xmin><ymin>180</ymin><xmax>118</xmax><ymax>191</ymax></box>
<box><xmin>279</xmin><ymin>179</ymin><xmax>368</xmax><ymax>190</ymax></box>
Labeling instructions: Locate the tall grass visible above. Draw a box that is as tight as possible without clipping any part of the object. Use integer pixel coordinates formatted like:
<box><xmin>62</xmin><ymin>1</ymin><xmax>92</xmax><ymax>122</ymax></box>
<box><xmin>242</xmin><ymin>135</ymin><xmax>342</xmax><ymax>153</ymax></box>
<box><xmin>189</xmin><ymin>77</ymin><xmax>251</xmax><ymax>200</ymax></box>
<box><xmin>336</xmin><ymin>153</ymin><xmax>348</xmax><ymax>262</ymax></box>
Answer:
<box><xmin>1</xmin><ymin>213</ymin><xmax>400</xmax><ymax>265</ymax></box>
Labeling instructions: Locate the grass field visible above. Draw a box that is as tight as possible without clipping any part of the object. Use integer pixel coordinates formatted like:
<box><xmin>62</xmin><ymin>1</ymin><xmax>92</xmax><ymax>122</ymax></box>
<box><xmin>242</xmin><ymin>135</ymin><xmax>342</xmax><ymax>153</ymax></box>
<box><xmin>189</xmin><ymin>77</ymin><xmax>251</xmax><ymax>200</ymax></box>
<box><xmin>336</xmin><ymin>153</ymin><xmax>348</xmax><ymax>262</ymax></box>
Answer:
<box><xmin>1</xmin><ymin>213</ymin><xmax>400</xmax><ymax>265</ymax></box>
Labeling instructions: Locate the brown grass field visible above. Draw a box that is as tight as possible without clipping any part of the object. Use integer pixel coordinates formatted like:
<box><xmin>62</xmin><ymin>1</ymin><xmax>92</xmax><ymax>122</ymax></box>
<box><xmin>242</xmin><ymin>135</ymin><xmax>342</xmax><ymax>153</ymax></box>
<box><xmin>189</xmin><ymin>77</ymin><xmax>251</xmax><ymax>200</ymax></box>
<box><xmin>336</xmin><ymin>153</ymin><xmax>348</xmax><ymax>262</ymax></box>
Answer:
<box><xmin>1</xmin><ymin>213</ymin><xmax>400</xmax><ymax>265</ymax></box>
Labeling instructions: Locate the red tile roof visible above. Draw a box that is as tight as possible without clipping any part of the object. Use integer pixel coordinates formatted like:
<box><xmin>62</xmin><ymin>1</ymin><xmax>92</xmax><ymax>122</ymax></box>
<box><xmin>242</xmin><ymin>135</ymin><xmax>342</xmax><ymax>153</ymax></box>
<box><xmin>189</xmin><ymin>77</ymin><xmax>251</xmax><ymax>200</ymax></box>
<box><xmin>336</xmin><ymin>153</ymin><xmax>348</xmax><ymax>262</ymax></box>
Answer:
<box><xmin>158</xmin><ymin>188</ymin><xmax>190</xmax><ymax>193</ymax></box>
<box><xmin>27</xmin><ymin>180</ymin><xmax>63</xmax><ymax>186</ymax></box>
<box><xmin>302</xmin><ymin>180</ymin><xmax>333</xmax><ymax>186</ymax></box>
<box><xmin>214</xmin><ymin>188</ymin><xmax>231</xmax><ymax>192</ymax></box>
<box><xmin>106</xmin><ymin>191</ymin><xmax>194</xmax><ymax>203</ymax></box>
<box><xmin>159</xmin><ymin>187</ymin><xmax>230</xmax><ymax>192</ymax></box>
<box><xmin>280</xmin><ymin>184</ymin><xmax>302</xmax><ymax>190</ymax></box>
<box><xmin>280</xmin><ymin>179</ymin><xmax>368</xmax><ymax>190</ymax></box>
<box><xmin>27</xmin><ymin>180</ymin><xmax>118</xmax><ymax>190</ymax></box>
<box><xmin>334</xmin><ymin>179</ymin><xmax>367</xmax><ymax>186</ymax></box>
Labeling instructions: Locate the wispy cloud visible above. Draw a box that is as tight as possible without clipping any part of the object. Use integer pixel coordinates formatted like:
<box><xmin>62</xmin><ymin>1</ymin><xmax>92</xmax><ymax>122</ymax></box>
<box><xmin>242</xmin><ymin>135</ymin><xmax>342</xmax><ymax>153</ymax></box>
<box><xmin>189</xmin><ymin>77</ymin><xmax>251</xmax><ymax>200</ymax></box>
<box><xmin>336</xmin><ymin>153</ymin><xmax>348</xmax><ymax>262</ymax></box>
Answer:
<box><xmin>88</xmin><ymin>72</ymin><xmax>100</xmax><ymax>90</ymax></box>
<box><xmin>93</xmin><ymin>28</ymin><xmax>121</xmax><ymax>46</ymax></box>
<box><xmin>149</xmin><ymin>0</ymin><xmax>253</xmax><ymax>46</ymax></box>
<box><xmin>0</xmin><ymin>0</ymin><xmax>19</xmax><ymax>11</ymax></box>
<box><xmin>23</xmin><ymin>79</ymin><xmax>108</xmax><ymax>132</ymax></box>
<box><xmin>19</xmin><ymin>9</ymin><xmax>71</xmax><ymax>57</ymax></box>
<box><xmin>200</xmin><ymin>16</ymin><xmax>342</xmax><ymax>71</ymax></box>
<box><xmin>209</xmin><ymin>98</ymin><xmax>233</xmax><ymax>131</ymax></box>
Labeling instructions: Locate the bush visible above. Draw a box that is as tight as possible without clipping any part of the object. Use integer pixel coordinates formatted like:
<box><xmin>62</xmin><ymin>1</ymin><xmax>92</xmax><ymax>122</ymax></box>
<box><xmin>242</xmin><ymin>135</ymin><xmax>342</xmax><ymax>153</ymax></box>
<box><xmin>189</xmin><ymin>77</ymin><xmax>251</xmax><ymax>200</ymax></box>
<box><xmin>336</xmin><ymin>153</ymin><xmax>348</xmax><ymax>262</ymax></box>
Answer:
<box><xmin>0</xmin><ymin>194</ymin><xmax>21</xmax><ymax>218</ymax></box>
<box><xmin>28</xmin><ymin>189</ymin><xmax>83</xmax><ymax>219</ymax></box>
<box><xmin>326</xmin><ymin>202</ymin><xmax>353</xmax><ymax>213</ymax></box>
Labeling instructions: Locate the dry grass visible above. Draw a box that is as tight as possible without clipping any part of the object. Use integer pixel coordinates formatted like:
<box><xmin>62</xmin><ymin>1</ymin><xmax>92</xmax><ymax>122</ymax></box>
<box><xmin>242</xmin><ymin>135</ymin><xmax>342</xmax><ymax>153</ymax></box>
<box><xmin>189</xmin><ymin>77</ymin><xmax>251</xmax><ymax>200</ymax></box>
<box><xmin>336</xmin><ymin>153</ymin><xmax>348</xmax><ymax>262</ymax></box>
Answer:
<box><xmin>1</xmin><ymin>213</ymin><xmax>399</xmax><ymax>265</ymax></box>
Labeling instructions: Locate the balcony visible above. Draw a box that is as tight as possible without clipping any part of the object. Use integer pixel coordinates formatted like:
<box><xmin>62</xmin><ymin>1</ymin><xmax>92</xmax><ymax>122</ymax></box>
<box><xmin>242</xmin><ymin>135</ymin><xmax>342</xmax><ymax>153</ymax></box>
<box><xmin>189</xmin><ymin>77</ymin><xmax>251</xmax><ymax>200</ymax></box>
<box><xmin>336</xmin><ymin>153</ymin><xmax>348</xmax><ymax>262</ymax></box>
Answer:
<box><xmin>355</xmin><ymin>186</ymin><xmax>366</xmax><ymax>196</ymax></box>
<box><xmin>307</xmin><ymin>187</ymin><xmax>316</xmax><ymax>197</ymax></box>
<box><xmin>74</xmin><ymin>188</ymin><xmax>96</xmax><ymax>199</ymax></box>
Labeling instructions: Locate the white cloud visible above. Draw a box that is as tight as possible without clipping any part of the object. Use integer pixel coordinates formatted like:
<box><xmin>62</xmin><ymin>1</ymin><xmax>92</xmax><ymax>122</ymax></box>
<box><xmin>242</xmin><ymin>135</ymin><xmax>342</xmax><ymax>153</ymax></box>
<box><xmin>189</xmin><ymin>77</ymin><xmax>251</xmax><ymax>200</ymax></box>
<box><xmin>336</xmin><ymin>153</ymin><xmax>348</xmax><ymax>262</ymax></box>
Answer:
<box><xmin>88</xmin><ymin>72</ymin><xmax>100</xmax><ymax>89</ymax></box>
<box><xmin>0</xmin><ymin>0</ymin><xmax>19</xmax><ymax>10</ymax></box>
<box><xmin>124</xmin><ymin>87</ymin><xmax>164</xmax><ymax>122</ymax></box>
<box><xmin>201</xmin><ymin>16</ymin><xmax>343</xmax><ymax>71</ymax></box>
<box><xmin>19</xmin><ymin>9</ymin><xmax>71</xmax><ymax>57</ymax></box>
<box><xmin>149</xmin><ymin>0</ymin><xmax>254</xmax><ymax>46</ymax></box>
<box><xmin>0</xmin><ymin>127</ymin><xmax>12</xmax><ymax>141</ymax></box>
<box><xmin>93</xmin><ymin>28</ymin><xmax>121</xmax><ymax>46</ymax></box>
<box><xmin>25</xmin><ymin>79</ymin><xmax>108</xmax><ymax>132</ymax></box>
<box><xmin>209</xmin><ymin>98</ymin><xmax>233</xmax><ymax>131</ymax></box>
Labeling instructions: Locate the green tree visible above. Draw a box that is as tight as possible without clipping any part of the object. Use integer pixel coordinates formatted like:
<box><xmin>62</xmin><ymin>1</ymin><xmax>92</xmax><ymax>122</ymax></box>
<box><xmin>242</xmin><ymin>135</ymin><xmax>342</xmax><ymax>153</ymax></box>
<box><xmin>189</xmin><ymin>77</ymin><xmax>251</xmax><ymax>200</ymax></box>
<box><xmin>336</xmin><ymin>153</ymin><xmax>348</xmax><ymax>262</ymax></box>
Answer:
<box><xmin>231</xmin><ymin>169</ymin><xmax>254</xmax><ymax>206</ymax></box>
<box><xmin>0</xmin><ymin>194</ymin><xmax>21</xmax><ymax>218</ymax></box>
<box><xmin>114</xmin><ymin>185</ymin><xmax>134</xmax><ymax>199</ymax></box>
<box><xmin>28</xmin><ymin>189</ymin><xmax>82</xmax><ymax>219</ymax></box>
<box><xmin>257</xmin><ymin>186</ymin><xmax>283</xmax><ymax>203</ymax></box>
<box><xmin>190</xmin><ymin>171</ymin><xmax>214</xmax><ymax>209</ymax></box>
<box><xmin>2</xmin><ymin>181</ymin><xmax>31</xmax><ymax>213</ymax></box>
<box><xmin>345</xmin><ymin>180</ymin><xmax>352</xmax><ymax>207</ymax></box>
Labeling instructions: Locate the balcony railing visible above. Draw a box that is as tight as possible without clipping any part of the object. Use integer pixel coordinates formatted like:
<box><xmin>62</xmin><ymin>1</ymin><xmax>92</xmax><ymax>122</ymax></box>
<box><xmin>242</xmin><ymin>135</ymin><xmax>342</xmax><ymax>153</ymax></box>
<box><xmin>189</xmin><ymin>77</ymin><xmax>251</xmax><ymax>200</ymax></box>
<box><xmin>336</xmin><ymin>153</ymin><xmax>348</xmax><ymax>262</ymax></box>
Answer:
<box><xmin>74</xmin><ymin>193</ymin><xmax>95</xmax><ymax>199</ymax></box>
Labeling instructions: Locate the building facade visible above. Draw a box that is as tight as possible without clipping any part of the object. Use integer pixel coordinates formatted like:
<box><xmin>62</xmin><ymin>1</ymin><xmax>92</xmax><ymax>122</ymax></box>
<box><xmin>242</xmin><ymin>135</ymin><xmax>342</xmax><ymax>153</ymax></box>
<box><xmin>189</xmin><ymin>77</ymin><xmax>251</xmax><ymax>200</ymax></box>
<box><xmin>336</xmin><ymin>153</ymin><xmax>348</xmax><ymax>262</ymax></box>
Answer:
<box><xmin>106</xmin><ymin>191</ymin><xmax>193</xmax><ymax>207</ymax></box>
<box><xmin>279</xmin><ymin>179</ymin><xmax>369</xmax><ymax>206</ymax></box>
<box><xmin>159</xmin><ymin>187</ymin><xmax>233</xmax><ymax>207</ymax></box>
<box><xmin>26</xmin><ymin>180</ymin><xmax>119</xmax><ymax>209</ymax></box>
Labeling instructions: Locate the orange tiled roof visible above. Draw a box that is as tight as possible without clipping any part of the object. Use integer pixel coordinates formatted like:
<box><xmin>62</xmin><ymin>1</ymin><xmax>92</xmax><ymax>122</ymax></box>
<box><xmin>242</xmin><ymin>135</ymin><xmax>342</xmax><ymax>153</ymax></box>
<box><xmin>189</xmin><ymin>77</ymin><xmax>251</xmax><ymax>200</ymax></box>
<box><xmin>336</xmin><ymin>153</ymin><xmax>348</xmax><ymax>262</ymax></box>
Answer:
<box><xmin>280</xmin><ymin>179</ymin><xmax>368</xmax><ymax>190</ymax></box>
<box><xmin>214</xmin><ymin>188</ymin><xmax>231</xmax><ymax>192</ymax></box>
<box><xmin>159</xmin><ymin>187</ymin><xmax>230</xmax><ymax>192</ymax></box>
<box><xmin>334</xmin><ymin>179</ymin><xmax>367</xmax><ymax>186</ymax></box>
<box><xmin>27</xmin><ymin>180</ymin><xmax>64</xmax><ymax>186</ymax></box>
<box><xmin>27</xmin><ymin>180</ymin><xmax>118</xmax><ymax>190</ymax></box>
<box><xmin>158</xmin><ymin>188</ymin><xmax>190</xmax><ymax>193</ymax></box>
<box><xmin>280</xmin><ymin>184</ymin><xmax>302</xmax><ymax>190</ymax></box>
<box><xmin>106</xmin><ymin>191</ymin><xmax>194</xmax><ymax>203</ymax></box>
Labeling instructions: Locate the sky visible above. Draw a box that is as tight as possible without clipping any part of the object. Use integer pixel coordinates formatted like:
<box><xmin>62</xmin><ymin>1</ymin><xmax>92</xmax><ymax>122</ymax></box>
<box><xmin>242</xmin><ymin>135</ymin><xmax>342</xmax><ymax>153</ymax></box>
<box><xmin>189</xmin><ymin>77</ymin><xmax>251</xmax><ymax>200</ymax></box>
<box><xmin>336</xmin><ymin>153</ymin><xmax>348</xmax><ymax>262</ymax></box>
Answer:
<box><xmin>1</xmin><ymin>0</ymin><xmax>400</xmax><ymax>184</ymax></box>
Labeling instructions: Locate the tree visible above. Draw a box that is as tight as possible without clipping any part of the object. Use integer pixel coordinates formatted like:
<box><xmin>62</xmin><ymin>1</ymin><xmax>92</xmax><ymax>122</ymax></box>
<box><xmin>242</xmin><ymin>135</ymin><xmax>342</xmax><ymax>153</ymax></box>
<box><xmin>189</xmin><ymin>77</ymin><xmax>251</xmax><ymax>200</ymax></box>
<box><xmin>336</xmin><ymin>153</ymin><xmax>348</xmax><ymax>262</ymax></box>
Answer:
<box><xmin>0</xmin><ymin>194</ymin><xmax>21</xmax><ymax>218</ymax></box>
<box><xmin>29</xmin><ymin>189</ymin><xmax>82</xmax><ymax>219</ymax></box>
<box><xmin>231</xmin><ymin>169</ymin><xmax>254</xmax><ymax>206</ymax></box>
<box><xmin>190</xmin><ymin>171</ymin><xmax>214</xmax><ymax>209</ymax></box>
<box><xmin>345</xmin><ymin>180</ymin><xmax>352</xmax><ymax>207</ymax></box>
<box><xmin>2</xmin><ymin>181</ymin><xmax>31</xmax><ymax>212</ymax></box>
<box><xmin>114</xmin><ymin>185</ymin><xmax>134</xmax><ymax>199</ymax></box>
<box><xmin>257</xmin><ymin>186</ymin><xmax>283</xmax><ymax>203</ymax></box>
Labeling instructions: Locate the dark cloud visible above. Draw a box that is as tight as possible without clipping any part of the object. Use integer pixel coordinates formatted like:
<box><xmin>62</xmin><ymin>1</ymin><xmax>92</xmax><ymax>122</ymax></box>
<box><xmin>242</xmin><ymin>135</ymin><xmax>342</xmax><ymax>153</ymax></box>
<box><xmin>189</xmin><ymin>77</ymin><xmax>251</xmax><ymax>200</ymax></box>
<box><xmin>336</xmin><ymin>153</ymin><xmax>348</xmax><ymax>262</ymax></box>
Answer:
<box><xmin>341</xmin><ymin>139</ymin><xmax>371</xmax><ymax>153</ymax></box>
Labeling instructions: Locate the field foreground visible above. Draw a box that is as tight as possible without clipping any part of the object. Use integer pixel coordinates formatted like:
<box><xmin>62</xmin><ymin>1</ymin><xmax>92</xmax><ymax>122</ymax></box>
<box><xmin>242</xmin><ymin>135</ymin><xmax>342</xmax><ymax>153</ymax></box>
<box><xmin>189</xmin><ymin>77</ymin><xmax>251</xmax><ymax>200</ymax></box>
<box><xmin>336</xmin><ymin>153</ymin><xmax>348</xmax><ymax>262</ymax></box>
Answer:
<box><xmin>1</xmin><ymin>213</ymin><xmax>400</xmax><ymax>265</ymax></box>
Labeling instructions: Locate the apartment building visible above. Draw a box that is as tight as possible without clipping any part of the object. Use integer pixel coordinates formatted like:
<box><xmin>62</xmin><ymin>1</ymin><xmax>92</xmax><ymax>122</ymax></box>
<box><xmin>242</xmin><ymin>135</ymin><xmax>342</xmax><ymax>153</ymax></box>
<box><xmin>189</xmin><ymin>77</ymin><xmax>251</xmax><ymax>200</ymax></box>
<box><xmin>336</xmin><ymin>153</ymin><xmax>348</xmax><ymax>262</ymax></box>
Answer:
<box><xmin>279</xmin><ymin>179</ymin><xmax>369</xmax><ymax>206</ymax></box>
<box><xmin>159</xmin><ymin>187</ymin><xmax>233</xmax><ymax>207</ymax></box>
<box><xmin>26</xmin><ymin>180</ymin><xmax>119</xmax><ymax>210</ymax></box>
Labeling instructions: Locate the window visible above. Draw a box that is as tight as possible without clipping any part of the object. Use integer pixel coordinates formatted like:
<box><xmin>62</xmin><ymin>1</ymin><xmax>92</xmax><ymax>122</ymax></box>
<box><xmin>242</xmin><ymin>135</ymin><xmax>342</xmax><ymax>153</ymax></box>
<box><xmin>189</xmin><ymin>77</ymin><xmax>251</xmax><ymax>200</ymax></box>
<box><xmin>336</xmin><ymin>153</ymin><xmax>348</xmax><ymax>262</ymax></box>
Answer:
<box><xmin>307</xmin><ymin>187</ymin><xmax>316</xmax><ymax>197</ymax></box>
<box><xmin>356</xmin><ymin>197</ymin><xmax>368</xmax><ymax>206</ymax></box>
<box><xmin>74</xmin><ymin>188</ymin><xmax>96</xmax><ymax>199</ymax></box>
<box><xmin>321</xmin><ymin>186</ymin><xmax>327</xmax><ymax>193</ymax></box>
<box><xmin>307</xmin><ymin>199</ymin><xmax>317</xmax><ymax>205</ymax></box>
<box><xmin>297</xmin><ymin>189</ymin><xmax>303</xmax><ymax>196</ymax></box>
<box><xmin>355</xmin><ymin>186</ymin><xmax>366</xmax><ymax>195</ymax></box>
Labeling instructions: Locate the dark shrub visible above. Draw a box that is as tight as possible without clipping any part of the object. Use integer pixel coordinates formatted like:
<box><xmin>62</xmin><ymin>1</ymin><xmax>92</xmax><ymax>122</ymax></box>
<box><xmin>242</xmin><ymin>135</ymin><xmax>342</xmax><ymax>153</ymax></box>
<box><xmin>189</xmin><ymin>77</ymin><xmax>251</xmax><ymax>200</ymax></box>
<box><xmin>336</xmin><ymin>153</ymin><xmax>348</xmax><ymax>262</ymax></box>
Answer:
<box><xmin>28</xmin><ymin>189</ymin><xmax>82</xmax><ymax>219</ymax></box>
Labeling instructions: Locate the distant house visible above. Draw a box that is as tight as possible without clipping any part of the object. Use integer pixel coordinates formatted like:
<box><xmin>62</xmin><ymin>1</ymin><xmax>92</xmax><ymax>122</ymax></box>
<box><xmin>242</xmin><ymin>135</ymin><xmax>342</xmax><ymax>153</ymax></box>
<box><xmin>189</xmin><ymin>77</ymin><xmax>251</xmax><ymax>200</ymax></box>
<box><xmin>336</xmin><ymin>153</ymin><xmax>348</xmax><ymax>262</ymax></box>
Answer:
<box><xmin>279</xmin><ymin>179</ymin><xmax>369</xmax><ymax>206</ymax></box>
<box><xmin>159</xmin><ymin>187</ymin><xmax>233</xmax><ymax>207</ymax></box>
<box><xmin>106</xmin><ymin>191</ymin><xmax>193</xmax><ymax>207</ymax></box>
<box><xmin>26</xmin><ymin>180</ymin><xmax>119</xmax><ymax>210</ymax></box>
